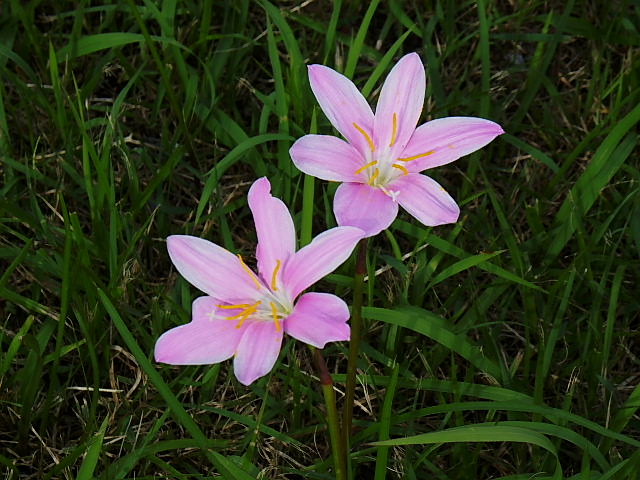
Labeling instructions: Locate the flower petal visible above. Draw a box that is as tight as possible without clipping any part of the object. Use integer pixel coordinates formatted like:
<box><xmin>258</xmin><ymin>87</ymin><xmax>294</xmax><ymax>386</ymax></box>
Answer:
<box><xmin>284</xmin><ymin>292</ymin><xmax>350</xmax><ymax>348</ymax></box>
<box><xmin>282</xmin><ymin>226</ymin><xmax>364</xmax><ymax>298</ymax></box>
<box><xmin>390</xmin><ymin>173</ymin><xmax>460</xmax><ymax>226</ymax></box>
<box><xmin>400</xmin><ymin>117</ymin><xmax>504</xmax><ymax>172</ymax></box>
<box><xmin>289</xmin><ymin>134</ymin><xmax>365</xmax><ymax>183</ymax></box>
<box><xmin>248</xmin><ymin>177</ymin><xmax>296</xmax><ymax>283</ymax></box>
<box><xmin>373</xmin><ymin>53</ymin><xmax>426</xmax><ymax>155</ymax></box>
<box><xmin>154</xmin><ymin>296</ymin><xmax>244</xmax><ymax>365</ymax></box>
<box><xmin>333</xmin><ymin>182</ymin><xmax>399</xmax><ymax>237</ymax></box>
<box><xmin>167</xmin><ymin>235</ymin><xmax>261</xmax><ymax>302</ymax></box>
<box><xmin>308</xmin><ymin>64</ymin><xmax>375</xmax><ymax>158</ymax></box>
<box><xmin>233</xmin><ymin>321</ymin><xmax>283</xmax><ymax>385</ymax></box>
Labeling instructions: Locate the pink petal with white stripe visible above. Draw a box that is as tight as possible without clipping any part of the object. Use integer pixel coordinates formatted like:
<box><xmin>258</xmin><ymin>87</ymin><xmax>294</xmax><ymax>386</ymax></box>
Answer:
<box><xmin>333</xmin><ymin>182</ymin><xmax>399</xmax><ymax>237</ymax></box>
<box><xmin>373</xmin><ymin>53</ymin><xmax>426</xmax><ymax>155</ymax></box>
<box><xmin>290</xmin><ymin>134</ymin><xmax>365</xmax><ymax>183</ymax></box>
<box><xmin>248</xmin><ymin>177</ymin><xmax>296</xmax><ymax>283</ymax></box>
<box><xmin>284</xmin><ymin>293</ymin><xmax>350</xmax><ymax>348</ymax></box>
<box><xmin>167</xmin><ymin>235</ymin><xmax>260</xmax><ymax>303</ymax></box>
<box><xmin>400</xmin><ymin>117</ymin><xmax>504</xmax><ymax>172</ymax></box>
<box><xmin>390</xmin><ymin>173</ymin><xmax>460</xmax><ymax>226</ymax></box>
<box><xmin>233</xmin><ymin>321</ymin><xmax>283</xmax><ymax>385</ymax></box>
<box><xmin>154</xmin><ymin>296</ymin><xmax>244</xmax><ymax>365</ymax></box>
<box><xmin>282</xmin><ymin>226</ymin><xmax>364</xmax><ymax>298</ymax></box>
<box><xmin>308</xmin><ymin>64</ymin><xmax>375</xmax><ymax>158</ymax></box>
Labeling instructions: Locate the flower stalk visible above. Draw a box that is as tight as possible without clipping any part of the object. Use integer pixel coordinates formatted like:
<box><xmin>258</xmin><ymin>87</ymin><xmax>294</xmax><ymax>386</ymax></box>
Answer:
<box><xmin>313</xmin><ymin>348</ymin><xmax>346</xmax><ymax>480</ymax></box>
<box><xmin>342</xmin><ymin>238</ymin><xmax>368</xmax><ymax>448</ymax></box>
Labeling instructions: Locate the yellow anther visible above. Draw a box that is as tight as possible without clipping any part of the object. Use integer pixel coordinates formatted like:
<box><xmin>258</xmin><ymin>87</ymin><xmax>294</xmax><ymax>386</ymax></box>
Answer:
<box><xmin>354</xmin><ymin>160</ymin><xmax>378</xmax><ymax>175</ymax></box>
<box><xmin>353</xmin><ymin>122</ymin><xmax>376</xmax><ymax>152</ymax></box>
<box><xmin>392</xmin><ymin>163</ymin><xmax>410</xmax><ymax>175</ymax></box>
<box><xmin>397</xmin><ymin>150</ymin><xmax>436</xmax><ymax>162</ymax></box>
<box><xmin>271</xmin><ymin>259</ymin><xmax>282</xmax><ymax>291</ymax></box>
<box><xmin>237</xmin><ymin>255</ymin><xmax>262</xmax><ymax>289</ymax></box>
<box><xmin>270</xmin><ymin>301</ymin><xmax>282</xmax><ymax>332</ymax></box>
<box><xmin>368</xmin><ymin>168</ymin><xmax>380</xmax><ymax>186</ymax></box>
<box><xmin>389</xmin><ymin>113</ymin><xmax>399</xmax><ymax>147</ymax></box>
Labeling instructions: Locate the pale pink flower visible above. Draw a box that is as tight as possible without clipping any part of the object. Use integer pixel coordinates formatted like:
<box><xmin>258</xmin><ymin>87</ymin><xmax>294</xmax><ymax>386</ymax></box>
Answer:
<box><xmin>290</xmin><ymin>52</ymin><xmax>504</xmax><ymax>237</ymax></box>
<box><xmin>155</xmin><ymin>177</ymin><xmax>364</xmax><ymax>385</ymax></box>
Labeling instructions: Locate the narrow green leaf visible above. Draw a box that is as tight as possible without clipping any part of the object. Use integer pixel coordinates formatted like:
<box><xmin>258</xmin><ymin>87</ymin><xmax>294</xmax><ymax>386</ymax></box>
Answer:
<box><xmin>404</xmin><ymin>228</ymin><xmax>545</xmax><ymax>292</ymax></box>
<box><xmin>364</xmin><ymin>306</ymin><xmax>502</xmax><ymax>379</ymax></box>
<box><xmin>194</xmin><ymin>133</ymin><xmax>293</xmax><ymax>225</ymax></box>
<box><xmin>371</xmin><ymin>423</ymin><xmax>556</xmax><ymax>451</ymax></box>
<box><xmin>428</xmin><ymin>250</ymin><xmax>505</xmax><ymax>287</ymax></box>
<box><xmin>372</xmin><ymin>425</ymin><xmax>562</xmax><ymax>480</ymax></box>
<box><xmin>56</xmin><ymin>32</ymin><xmax>186</xmax><ymax>60</ymax></box>
<box><xmin>344</xmin><ymin>0</ymin><xmax>381</xmax><ymax>77</ymax></box>
<box><xmin>76</xmin><ymin>416</ymin><xmax>110</xmax><ymax>480</ymax></box>
<box><xmin>374</xmin><ymin>363</ymin><xmax>400</xmax><ymax>480</ymax></box>
<box><xmin>361</xmin><ymin>30</ymin><xmax>412</xmax><ymax>97</ymax></box>
<box><xmin>547</xmin><ymin>103</ymin><xmax>640</xmax><ymax>260</ymax></box>
<box><xmin>502</xmin><ymin>134</ymin><xmax>560</xmax><ymax>173</ymax></box>
<box><xmin>0</xmin><ymin>315</ymin><xmax>35</xmax><ymax>379</ymax></box>
<box><xmin>394</xmin><ymin>400</ymin><xmax>640</xmax><ymax>449</ymax></box>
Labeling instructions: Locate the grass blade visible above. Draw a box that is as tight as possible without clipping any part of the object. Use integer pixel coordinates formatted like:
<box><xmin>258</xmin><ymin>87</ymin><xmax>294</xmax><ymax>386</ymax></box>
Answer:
<box><xmin>372</xmin><ymin>425</ymin><xmax>562</xmax><ymax>480</ymax></box>
<box><xmin>374</xmin><ymin>363</ymin><xmax>400</xmax><ymax>480</ymax></box>
<box><xmin>546</xmin><ymin>103</ymin><xmax>640</xmax><ymax>261</ymax></box>
<box><xmin>76</xmin><ymin>415</ymin><xmax>110</xmax><ymax>480</ymax></box>
<box><xmin>364</xmin><ymin>306</ymin><xmax>502</xmax><ymax>380</ymax></box>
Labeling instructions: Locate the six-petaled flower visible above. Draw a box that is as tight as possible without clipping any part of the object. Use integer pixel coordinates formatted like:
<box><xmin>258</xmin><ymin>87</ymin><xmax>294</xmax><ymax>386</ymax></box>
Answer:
<box><xmin>290</xmin><ymin>52</ymin><xmax>504</xmax><ymax>237</ymax></box>
<box><xmin>155</xmin><ymin>177</ymin><xmax>365</xmax><ymax>385</ymax></box>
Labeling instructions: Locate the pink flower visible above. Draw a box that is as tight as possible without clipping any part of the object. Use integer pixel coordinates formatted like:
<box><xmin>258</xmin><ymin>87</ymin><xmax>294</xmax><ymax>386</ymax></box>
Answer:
<box><xmin>290</xmin><ymin>52</ymin><xmax>504</xmax><ymax>237</ymax></box>
<box><xmin>155</xmin><ymin>177</ymin><xmax>364</xmax><ymax>385</ymax></box>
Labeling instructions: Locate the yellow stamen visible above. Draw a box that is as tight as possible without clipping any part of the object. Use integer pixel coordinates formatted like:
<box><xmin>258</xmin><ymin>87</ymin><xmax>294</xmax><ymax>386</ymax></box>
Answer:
<box><xmin>392</xmin><ymin>163</ymin><xmax>410</xmax><ymax>175</ymax></box>
<box><xmin>354</xmin><ymin>160</ymin><xmax>378</xmax><ymax>175</ymax></box>
<box><xmin>389</xmin><ymin>113</ymin><xmax>398</xmax><ymax>147</ymax></box>
<box><xmin>237</xmin><ymin>254</ymin><xmax>262</xmax><ymax>289</ymax></box>
<box><xmin>218</xmin><ymin>303</ymin><xmax>252</xmax><ymax>309</ymax></box>
<box><xmin>353</xmin><ymin>122</ymin><xmax>376</xmax><ymax>152</ymax></box>
<box><xmin>235</xmin><ymin>311</ymin><xmax>253</xmax><ymax>329</ymax></box>
<box><xmin>226</xmin><ymin>301</ymin><xmax>260</xmax><ymax>321</ymax></box>
<box><xmin>270</xmin><ymin>301</ymin><xmax>282</xmax><ymax>332</ymax></box>
<box><xmin>397</xmin><ymin>150</ymin><xmax>436</xmax><ymax>162</ymax></box>
<box><xmin>368</xmin><ymin>168</ymin><xmax>380</xmax><ymax>186</ymax></box>
<box><xmin>271</xmin><ymin>259</ymin><xmax>282</xmax><ymax>291</ymax></box>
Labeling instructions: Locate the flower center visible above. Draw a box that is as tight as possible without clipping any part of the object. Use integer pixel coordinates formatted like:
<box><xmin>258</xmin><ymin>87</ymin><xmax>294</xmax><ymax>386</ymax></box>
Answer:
<box><xmin>212</xmin><ymin>257</ymin><xmax>293</xmax><ymax>331</ymax></box>
<box><xmin>352</xmin><ymin>112</ymin><xmax>436</xmax><ymax>191</ymax></box>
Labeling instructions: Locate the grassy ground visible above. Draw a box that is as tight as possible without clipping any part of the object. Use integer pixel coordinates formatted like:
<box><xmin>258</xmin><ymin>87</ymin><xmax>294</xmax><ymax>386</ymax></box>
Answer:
<box><xmin>1</xmin><ymin>0</ymin><xmax>639</xmax><ymax>478</ymax></box>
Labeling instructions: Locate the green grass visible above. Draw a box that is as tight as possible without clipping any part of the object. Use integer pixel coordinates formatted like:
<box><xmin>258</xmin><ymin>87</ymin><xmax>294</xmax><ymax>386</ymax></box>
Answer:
<box><xmin>2</xmin><ymin>1</ymin><xmax>639</xmax><ymax>478</ymax></box>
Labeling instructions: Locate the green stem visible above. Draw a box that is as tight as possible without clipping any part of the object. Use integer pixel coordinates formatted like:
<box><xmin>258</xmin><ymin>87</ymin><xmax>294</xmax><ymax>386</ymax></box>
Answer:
<box><xmin>342</xmin><ymin>238</ymin><xmax>368</xmax><ymax>449</ymax></box>
<box><xmin>313</xmin><ymin>348</ymin><xmax>346</xmax><ymax>480</ymax></box>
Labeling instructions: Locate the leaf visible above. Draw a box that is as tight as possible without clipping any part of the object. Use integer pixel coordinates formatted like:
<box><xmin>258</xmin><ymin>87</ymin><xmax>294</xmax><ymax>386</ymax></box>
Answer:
<box><xmin>194</xmin><ymin>133</ymin><xmax>293</xmax><ymax>225</ymax></box>
<box><xmin>363</xmin><ymin>306</ymin><xmax>502</xmax><ymax>380</ymax></box>
<box><xmin>76</xmin><ymin>416</ymin><xmax>110</xmax><ymax>480</ymax></box>
<box><xmin>56</xmin><ymin>32</ymin><xmax>186</xmax><ymax>60</ymax></box>
<box><xmin>429</xmin><ymin>250</ymin><xmax>505</xmax><ymax>287</ymax></box>
<box><xmin>372</xmin><ymin>424</ymin><xmax>562</xmax><ymax>480</ymax></box>
<box><xmin>331</xmin><ymin>374</ymin><xmax>533</xmax><ymax>403</ymax></box>
<box><xmin>546</xmin><ymin>103</ymin><xmax>640</xmax><ymax>261</ymax></box>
